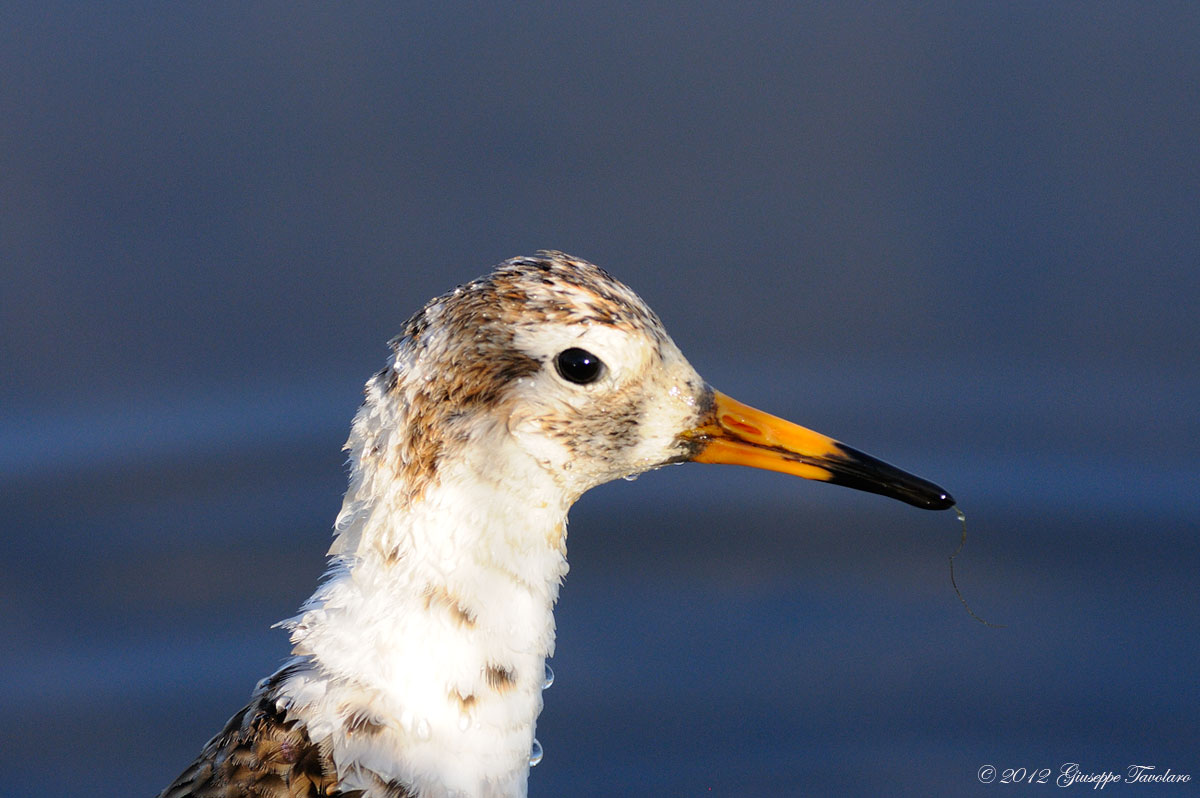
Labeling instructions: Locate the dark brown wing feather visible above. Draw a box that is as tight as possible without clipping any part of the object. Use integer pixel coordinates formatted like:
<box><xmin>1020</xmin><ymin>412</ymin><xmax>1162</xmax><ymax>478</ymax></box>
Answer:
<box><xmin>158</xmin><ymin>661</ymin><xmax>416</xmax><ymax>798</ymax></box>
<box><xmin>157</xmin><ymin>682</ymin><xmax>356</xmax><ymax>798</ymax></box>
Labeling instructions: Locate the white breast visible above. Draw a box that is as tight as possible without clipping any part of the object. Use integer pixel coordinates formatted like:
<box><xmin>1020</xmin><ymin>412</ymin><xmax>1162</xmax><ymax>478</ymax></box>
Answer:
<box><xmin>275</xmin><ymin>434</ymin><xmax>571</xmax><ymax>798</ymax></box>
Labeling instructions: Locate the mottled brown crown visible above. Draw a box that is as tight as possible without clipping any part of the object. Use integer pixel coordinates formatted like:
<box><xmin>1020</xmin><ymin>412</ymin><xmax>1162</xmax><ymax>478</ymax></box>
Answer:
<box><xmin>396</xmin><ymin>251</ymin><xmax>666</xmax><ymax>362</ymax></box>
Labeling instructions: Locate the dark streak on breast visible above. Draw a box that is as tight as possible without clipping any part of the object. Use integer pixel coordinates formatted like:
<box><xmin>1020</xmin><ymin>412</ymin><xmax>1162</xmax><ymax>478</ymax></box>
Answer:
<box><xmin>484</xmin><ymin>664</ymin><xmax>516</xmax><ymax>692</ymax></box>
<box><xmin>422</xmin><ymin>584</ymin><xmax>477</xmax><ymax>627</ymax></box>
<box><xmin>452</xmin><ymin>690</ymin><xmax>478</xmax><ymax>712</ymax></box>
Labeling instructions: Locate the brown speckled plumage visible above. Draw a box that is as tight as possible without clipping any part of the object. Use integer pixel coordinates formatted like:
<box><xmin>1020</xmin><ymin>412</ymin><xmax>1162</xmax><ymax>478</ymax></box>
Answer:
<box><xmin>158</xmin><ymin>667</ymin><xmax>400</xmax><ymax>798</ymax></box>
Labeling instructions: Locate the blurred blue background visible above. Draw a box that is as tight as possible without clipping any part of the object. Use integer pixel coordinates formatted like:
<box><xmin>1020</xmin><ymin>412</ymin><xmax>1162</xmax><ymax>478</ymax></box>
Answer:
<box><xmin>2</xmin><ymin>3</ymin><xmax>1197</xmax><ymax>796</ymax></box>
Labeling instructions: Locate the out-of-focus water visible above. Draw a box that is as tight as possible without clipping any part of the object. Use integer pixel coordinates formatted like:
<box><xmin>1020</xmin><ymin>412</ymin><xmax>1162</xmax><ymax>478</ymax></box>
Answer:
<box><xmin>3</xmin><ymin>3</ymin><xmax>1198</xmax><ymax>796</ymax></box>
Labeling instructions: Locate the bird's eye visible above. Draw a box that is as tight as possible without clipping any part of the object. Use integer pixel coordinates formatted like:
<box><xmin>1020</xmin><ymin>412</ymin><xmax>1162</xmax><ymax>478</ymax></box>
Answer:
<box><xmin>554</xmin><ymin>348</ymin><xmax>605</xmax><ymax>385</ymax></box>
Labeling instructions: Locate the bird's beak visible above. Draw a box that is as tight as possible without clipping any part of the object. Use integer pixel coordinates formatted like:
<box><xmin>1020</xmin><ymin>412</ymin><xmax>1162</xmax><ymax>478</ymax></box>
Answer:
<box><xmin>681</xmin><ymin>389</ymin><xmax>955</xmax><ymax>510</ymax></box>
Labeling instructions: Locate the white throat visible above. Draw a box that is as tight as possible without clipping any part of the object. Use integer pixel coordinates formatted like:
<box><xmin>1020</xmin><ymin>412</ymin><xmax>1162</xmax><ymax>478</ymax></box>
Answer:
<box><xmin>275</xmin><ymin>419</ymin><xmax>571</xmax><ymax>798</ymax></box>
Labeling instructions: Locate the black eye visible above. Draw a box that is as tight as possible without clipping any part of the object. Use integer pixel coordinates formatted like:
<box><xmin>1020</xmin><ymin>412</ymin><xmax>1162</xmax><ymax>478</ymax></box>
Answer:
<box><xmin>554</xmin><ymin>348</ymin><xmax>605</xmax><ymax>384</ymax></box>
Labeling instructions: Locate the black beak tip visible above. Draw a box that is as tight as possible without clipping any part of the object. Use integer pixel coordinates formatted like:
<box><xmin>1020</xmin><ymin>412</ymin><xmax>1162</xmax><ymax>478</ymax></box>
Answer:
<box><xmin>920</xmin><ymin>490</ymin><xmax>956</xmax><ymax>511</ymax></box>
<box><xmin>891</xmin><ymin>479</ymin><xmax>955</xmax><ymax>510</ymax></box>
<box><xmin>830</xmin><ymin>443</ymin><xmax>955</xmax><ymax>511</ymax></box>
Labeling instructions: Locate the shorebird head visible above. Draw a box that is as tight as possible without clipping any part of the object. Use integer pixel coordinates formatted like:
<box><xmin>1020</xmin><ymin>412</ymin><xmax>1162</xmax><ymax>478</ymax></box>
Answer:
<box><xmin>364</xmin><ymin>250</ymin><xmax>953</xmax><ymax>512</ymax></box>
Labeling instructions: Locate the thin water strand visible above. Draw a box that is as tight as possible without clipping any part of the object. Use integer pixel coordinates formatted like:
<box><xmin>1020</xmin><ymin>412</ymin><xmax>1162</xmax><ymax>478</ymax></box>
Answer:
<box><xmin>949</xmin><ymin>506</ymin><xmax>1005</xmax><ymax>628</ymax></box>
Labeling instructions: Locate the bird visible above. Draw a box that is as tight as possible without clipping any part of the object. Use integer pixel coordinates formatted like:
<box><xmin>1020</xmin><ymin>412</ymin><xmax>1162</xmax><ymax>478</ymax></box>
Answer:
<box><xmin>159</xmin><ymin>251</ymin><xmax>954</xmax><ymax>798</ymax></box>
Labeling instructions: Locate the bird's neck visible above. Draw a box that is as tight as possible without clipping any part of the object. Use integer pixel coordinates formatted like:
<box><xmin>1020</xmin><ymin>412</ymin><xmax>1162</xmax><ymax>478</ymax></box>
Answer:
<box><xmin>276</xmin><ymin>434</ymin><xmax>571</xmax><ymax>798</ymax></box>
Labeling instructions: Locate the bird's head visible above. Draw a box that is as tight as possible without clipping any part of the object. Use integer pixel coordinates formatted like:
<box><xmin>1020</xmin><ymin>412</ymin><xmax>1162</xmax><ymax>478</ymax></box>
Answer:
<box><xmin>366</xmin><ymin>251</ymin><xmax>953</xmax><ymax>511</ymax></box>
